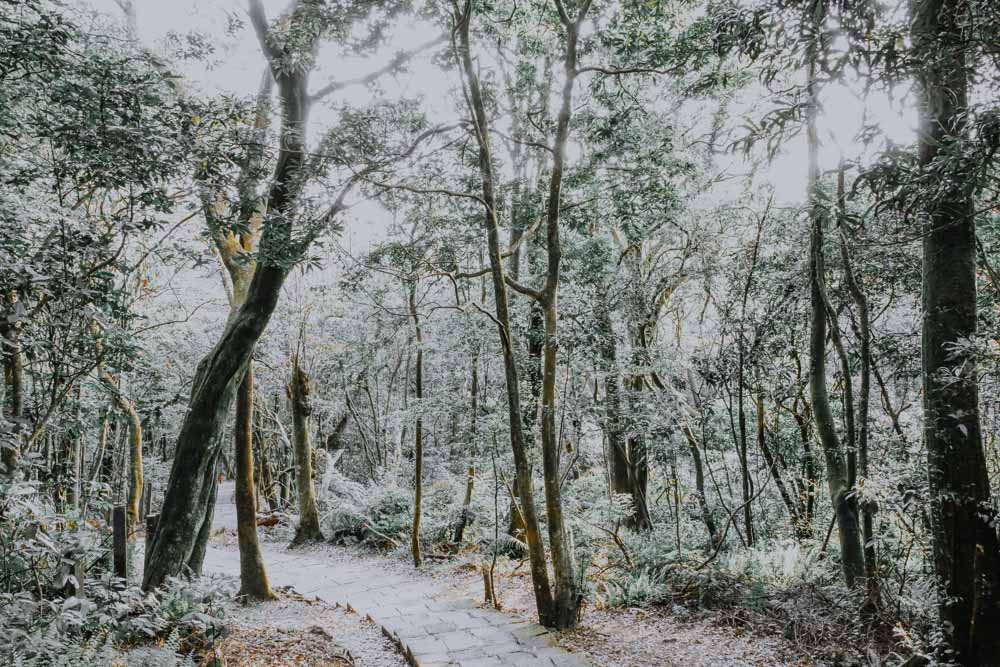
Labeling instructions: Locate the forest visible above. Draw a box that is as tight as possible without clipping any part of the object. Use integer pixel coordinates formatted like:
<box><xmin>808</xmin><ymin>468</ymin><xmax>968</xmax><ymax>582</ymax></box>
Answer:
<box><xmin>1</xmin><ymin>0</ymin><xmax>999</xmax><ymax>665</ymax></box>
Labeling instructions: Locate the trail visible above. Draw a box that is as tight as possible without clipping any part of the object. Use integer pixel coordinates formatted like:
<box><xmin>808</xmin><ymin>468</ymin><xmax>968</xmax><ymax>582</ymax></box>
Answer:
<box><xmin>203</xmin><ymin>482</ymin><xmax>590</xmax><ymax>667</ymax></box>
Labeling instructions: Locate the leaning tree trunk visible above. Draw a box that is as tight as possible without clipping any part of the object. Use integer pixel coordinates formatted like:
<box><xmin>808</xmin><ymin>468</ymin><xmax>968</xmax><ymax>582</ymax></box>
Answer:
<box><xmin>142</xmin><ymin>12</ymin><xmax>313</xmax><ymax>588</ymax></box>
<box><xmin>755</xmin><ymin>397</ymin><xmax>801</xmax><ymax>540</ymax></box>
<box><xmin>913</xmin><ymin>0</ymin><xmax>1000</xmax><ymax>662</ymax></box>
<box><xmin>289</xmin><ymin>353</ymin><xmax>323</xmax><ymax>545</ymax></box>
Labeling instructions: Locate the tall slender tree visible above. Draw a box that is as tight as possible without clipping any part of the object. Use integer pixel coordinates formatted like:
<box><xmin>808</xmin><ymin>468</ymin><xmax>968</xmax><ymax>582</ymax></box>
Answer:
<box><xmin>804</xmin><ymin>0</ymin><xmax>866</xmax><ymax>589</ymax></box>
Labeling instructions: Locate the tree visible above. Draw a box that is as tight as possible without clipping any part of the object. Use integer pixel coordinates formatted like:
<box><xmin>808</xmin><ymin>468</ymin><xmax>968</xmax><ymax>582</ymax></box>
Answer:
<box><xmin>289</xmin><ymin>351</ymin><xmax>323</xmax><ymax>545</ymax></box>
<box><xmin>143</xmin><ymin>0</ymin><xmax>329</xmax><ymax>588</ymax></box>
<box><xmin>407</xmin><ymin>281</ymin><xmax>424</xmax><ymax>566</ymax></box>
<box><xmin>912</xmin><ymin>0</ymin><xmax>1000</xmax><ymax>662</ymax></box>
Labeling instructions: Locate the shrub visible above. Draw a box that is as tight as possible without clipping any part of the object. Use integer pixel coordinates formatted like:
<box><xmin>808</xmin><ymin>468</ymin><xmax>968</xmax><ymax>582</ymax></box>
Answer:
<box><xmin>0</xmin><ymin>480</ymin><xmax>235</xmax><ymax>665</ymax></box>
<box><xmin>322</xmin><ymin>472</ymin><xmax>412</xmax><ymax>548</ymax></box>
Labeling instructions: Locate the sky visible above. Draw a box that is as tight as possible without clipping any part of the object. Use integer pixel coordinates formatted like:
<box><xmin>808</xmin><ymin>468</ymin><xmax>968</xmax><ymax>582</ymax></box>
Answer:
<box><xmin>80</xmin><ymin>0</ymin><xmax>918</xmax><ymax>224</ymax></box>
<box><xmin>75</xmin><ymin>0</ymin><xmax>920</xmax><ymax>352</ymax></box>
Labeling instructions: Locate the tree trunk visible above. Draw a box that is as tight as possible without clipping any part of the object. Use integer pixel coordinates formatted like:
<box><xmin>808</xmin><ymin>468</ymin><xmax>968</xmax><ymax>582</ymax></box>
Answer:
<box><xmin>805</xmin><ymin>13</ymin><xmax>865</xmax><ymax>587</ymax></box>
<box><xmin>681</xmin><ymin>422</ymin><xmax>718</xmax><ymax>547</ymax></box>
<box><xmin>837</xmin><ymin>166</ymin><xmax>879</xmax><ymax>608</ymax></box>
<box><xmin>409</xmin><ymin>283</ymin><xmax>423</xmax><ymax>567</ymax></box>
<box><xmin>790</xmin><ymin>349</ymin><xmax>817</xmax><ymax>536</ymax></box>
<box><xmin>506</xmin><ymin>294</ymin><xmax>543</xmax><ymax>541</ymax></box>
<box><xmin>289</xmin><ymin>353</ymin><xmax>323</xmax><ymax>545</ymax></box>
<box><xmin>1</xmin><ymin>291</ymin><xmax>23</xmax><ymax>475</ymax></box>
<box><xmin>453</xmin><ymin>351</ymin><xmax>479</xmax><ymax>545</ymax></box>
<box><xmin>736</xmin><ymin>355</ymin><xmax>754</xmax><ymax>546</ymax></box>
<box><xmin>595</xmin><ymin>288</ymin><xmax>631</xmax><ymax>500</ymax></box>
<box><xmin>95</xmin><ymin>330</ymin><xmax>144</xmax><ymax>535</ymax></box>
<box><xmin>625</xmin><ymin>373</ymin><xmax>653</xmax><ymax>531</ymax></box>
<box><xmin>913</xmin><ymin>0</ymin><xmax>1000</xmax><ymax>662</ymax></box>
<box><xmin>143</xmin><ymin>12</ymin><xmax>313</xmax><ymax>587</ymax></box>
<box><xmin>186</xmin><ymin>471</ymin><xmax>218</xmax><ymax>577</ymax></box>
<box><xmin>455</xmin><ymin>5</ymin><xmax>555</xmax><ymax>627</ymax></box>
<box><xmin>755</xmin><ymin>395</ymin><xmax>801</xmax><ymax>538</ymax></box>
<box><xmin>535</xmin><ymin>1</ymin><xmax>589</xmax><ymax>626</ymax></box>
<box><xmin>235</xmin><ymin>366</ymin><xmax>275</xmax><ymax>599</ymax></box>
<box><xmin>122</xmin><ymin>396</ymin><xmax>143</xmax><ymax>535</ymax></box>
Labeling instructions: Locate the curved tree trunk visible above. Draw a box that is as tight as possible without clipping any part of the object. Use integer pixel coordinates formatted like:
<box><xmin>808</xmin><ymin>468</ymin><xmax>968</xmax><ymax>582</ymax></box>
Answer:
<box><xmin>143</xmin><ymin>1</ymin><xmax>314</xmax><ymax>589</ymax></box>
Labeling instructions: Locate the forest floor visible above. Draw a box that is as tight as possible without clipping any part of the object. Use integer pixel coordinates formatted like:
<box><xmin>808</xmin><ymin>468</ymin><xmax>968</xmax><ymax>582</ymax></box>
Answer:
<box><xmin>206</xmin><ymin>592</ymin><xmax>407</xmax><ymax>667</ymax></box>
<box><xmin>205</xmin><ymin>484</ymin><xmax>824</xmax><ymax>666</ymax></box>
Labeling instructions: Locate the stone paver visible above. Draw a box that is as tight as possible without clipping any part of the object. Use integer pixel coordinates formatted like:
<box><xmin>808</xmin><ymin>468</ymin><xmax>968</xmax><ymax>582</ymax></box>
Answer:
<box><xmin>203</xmin><ymin>482</ymin><xmax>591</xmax><ymax>667</ymax></box>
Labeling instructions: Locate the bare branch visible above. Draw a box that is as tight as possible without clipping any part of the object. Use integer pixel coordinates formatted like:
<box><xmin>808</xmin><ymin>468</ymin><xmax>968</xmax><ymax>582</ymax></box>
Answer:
<box><xmin>318</xmin><ymin>123</ymin><xmax>466</xmax><ymax>226</ymax></box>
<box><xmin>310</xmin><ymin>35</ymin><xmax>447</xmax><ymax>102</ymax></box>
<box><xmin>504</xmin><ymin>276</ymin><xmax>544</xmax><ymax>302</ymax></box>
<box><xmin>576</xmin><ymin>65</ymin><xmax>679</xmax><ymax>77</ymax></box>
<box><xmin>247</xmin><ymin>0</ymin><xmax>276</xmax><ymax>62</ymax></box>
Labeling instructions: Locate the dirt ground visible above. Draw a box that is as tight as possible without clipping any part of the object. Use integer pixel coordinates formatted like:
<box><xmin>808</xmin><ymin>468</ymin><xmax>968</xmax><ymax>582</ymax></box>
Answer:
<box><xmin>205</xmin><ymin>591</ymin><xmax>407</xmax><ymax>667</ymax></box>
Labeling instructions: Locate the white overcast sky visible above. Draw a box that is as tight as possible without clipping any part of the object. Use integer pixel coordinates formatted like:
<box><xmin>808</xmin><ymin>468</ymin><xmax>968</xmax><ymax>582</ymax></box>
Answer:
<box><xmin>72</xmin><ymin>0</ymin><xmax>919</xmax><ymax>377</ymax></box>
<box><xmin>79</xmin><ymin>0</ymin><xmax>918</xmax><ymax>211</ymax></box>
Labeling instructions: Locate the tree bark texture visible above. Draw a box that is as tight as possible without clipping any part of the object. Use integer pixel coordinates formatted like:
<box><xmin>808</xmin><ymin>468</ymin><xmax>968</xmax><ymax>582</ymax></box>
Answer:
<box><xmin>289</xmin><ymin>354</ymin><xmax>323</xmax><ymax>545</ymax></box>
<box><xmin>409</xmin><ymin>283</ymin><xmax>424</xmax><ymax>567</ymax></box>
<box><xmin>235</xmin><ymin>366</ymin><xmax>275</xmax><ymax>599</ymax></box>
<box><xmin>913</xmin><ymin>0</ymin><xmax>1000</xmax><ymax>662</ymax></box>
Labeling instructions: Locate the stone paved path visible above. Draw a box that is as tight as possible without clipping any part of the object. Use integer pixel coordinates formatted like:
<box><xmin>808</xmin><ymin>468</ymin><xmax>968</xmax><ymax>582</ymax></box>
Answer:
<box><xmin>203</xmin><ymin>483</ymin><xmax>591</xmax><ymax>667</ymax></box>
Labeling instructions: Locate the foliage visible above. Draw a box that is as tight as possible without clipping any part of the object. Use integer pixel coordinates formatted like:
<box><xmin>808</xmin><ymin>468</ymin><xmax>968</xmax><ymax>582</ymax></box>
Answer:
<box><xmin>0</xmin><ymin>481</ymin><xmax>233</xmax><ymax>665</ymax></box>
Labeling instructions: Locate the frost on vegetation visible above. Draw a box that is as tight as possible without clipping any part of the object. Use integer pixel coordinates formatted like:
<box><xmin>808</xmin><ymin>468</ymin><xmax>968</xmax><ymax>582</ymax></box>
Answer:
<box><xmin>0</xmin><ymin>481</ymin><xmax>235</xmax><ymax>666</ymax></box>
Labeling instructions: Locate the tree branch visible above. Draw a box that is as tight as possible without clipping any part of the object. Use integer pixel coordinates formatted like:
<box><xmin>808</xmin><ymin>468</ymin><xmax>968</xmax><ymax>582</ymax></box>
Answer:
<box><xmin>576</xmin><ymin>64</ymin><xmax>680</xmax><ymax>77</ymax></box>
<box><xmin>247</xmin><ymin>0</ymin><xmax>276</xmax><ymax>62</ymax></box>
<box><xmin>310</xmin><ymin>35</ymin><xmax>447</xmax><ymax>102</ymax></box>
<box><xmin>317</xmin><ymin>123</ymin><xmax>466</xmax><ymax>227</ymax></box>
